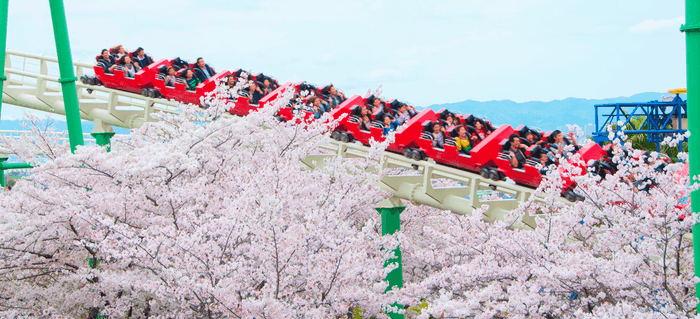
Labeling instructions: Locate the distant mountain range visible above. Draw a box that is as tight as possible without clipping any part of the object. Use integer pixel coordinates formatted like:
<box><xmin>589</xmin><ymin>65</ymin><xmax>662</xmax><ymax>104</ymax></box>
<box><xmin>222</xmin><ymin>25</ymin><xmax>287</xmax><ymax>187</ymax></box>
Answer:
<box><xmin>426</xmin><ymin>92</ymin><xmax>686</xmax><ymax>132</ymax></box>
<box><xmin>1</xmin><ymin>92</ymin><xmax>685</xmax><ymax>135</ymax></box>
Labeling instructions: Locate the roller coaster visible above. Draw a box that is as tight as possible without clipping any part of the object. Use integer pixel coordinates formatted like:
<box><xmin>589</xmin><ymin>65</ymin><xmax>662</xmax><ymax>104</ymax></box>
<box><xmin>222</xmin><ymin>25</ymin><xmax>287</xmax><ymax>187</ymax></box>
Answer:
<box><xmin>0</xmin><ymin>49</ymin><xmax>607</xmax><ymax>226</ymax></box>
<box><xmin>1</xmin><ymin>48</ymin><xmax>628</xmax><ymax>212</ymax></box>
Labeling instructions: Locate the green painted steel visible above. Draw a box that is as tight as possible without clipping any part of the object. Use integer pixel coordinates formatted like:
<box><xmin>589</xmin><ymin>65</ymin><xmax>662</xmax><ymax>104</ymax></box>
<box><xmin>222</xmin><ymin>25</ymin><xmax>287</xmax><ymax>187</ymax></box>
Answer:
<box><xmin>48</xmin><ymin>0</ymin><xmax>83</xmax><ymax>153</ymax></box>
<box><xmin>682</xmin><ymin>0</ymin><xmax>700</xmax><ymax>311</ymax></box>
<box><xmin>1</xmin><ymin>162</ymin><xmax>33</xmax><ymax>170</ymax></box>
<box><xmin>377</xmin><ymin>206</ymin><xmax>406</xmax><ymax>319</ymax></box>
<box><xmin>91</xmin><ymin>132</ymin><xmax>115</xmax><ymax>152</ymax></box>
<box><xmin>0</xmin><ymin>155</ymin><xmax>32</xmax><ymax>188</ymax></box>
<box><xmin>0</xmin><ymin>0</ymin><xmax>8</xmax><ymax>122</ymax></box>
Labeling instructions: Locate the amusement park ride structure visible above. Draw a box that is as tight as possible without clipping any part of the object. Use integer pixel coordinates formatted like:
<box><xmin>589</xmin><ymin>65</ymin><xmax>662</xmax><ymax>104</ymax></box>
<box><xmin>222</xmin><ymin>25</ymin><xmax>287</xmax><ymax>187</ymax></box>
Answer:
<box><xmin>0</xmin><ymin>0</ymin><xmax>698</xmax><ymax>317</ymax></box>
<box><xmin>592</xmin><ymin>89</ymin><xmax>688</xmax><ymax>152</ymax></box>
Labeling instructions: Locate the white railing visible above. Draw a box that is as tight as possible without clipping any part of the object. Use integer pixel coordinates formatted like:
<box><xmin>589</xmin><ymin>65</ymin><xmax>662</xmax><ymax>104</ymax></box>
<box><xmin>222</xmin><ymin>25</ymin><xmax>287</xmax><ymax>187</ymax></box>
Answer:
<box><xmin>3</xmin><ymin>50</ymin><xmax>184</xmax><ymax>130</ymax></box>
<box><xmin>307</xmin><ymin>140</ymin><xmax>569</xmax><ymax>229</ymax></box>
<box><xmin>2</xmin><ymin>50</ymin><xmax>566</xmax><ymax>228</ymax></box>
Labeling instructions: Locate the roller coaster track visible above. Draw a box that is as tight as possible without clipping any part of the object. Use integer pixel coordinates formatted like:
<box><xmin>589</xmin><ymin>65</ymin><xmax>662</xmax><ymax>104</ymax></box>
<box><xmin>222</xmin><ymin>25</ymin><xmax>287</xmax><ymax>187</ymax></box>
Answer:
<box><xmin>2</xmin><ymin>50</ymin><xmax>183</xmax><ymax>133</ymax></box>
<box><xmin>1</xmin><ymin>50</ymin><xmax>569</xmax><ymax>228</ymax></box>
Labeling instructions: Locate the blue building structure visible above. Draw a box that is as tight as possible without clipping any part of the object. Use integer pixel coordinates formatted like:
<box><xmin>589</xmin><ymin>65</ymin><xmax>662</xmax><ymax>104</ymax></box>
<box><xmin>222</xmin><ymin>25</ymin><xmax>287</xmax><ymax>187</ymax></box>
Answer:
<box><xmin>592</xmin><ymin>93</ymin><xmax>688</xmax><ymax>152</ymax></box>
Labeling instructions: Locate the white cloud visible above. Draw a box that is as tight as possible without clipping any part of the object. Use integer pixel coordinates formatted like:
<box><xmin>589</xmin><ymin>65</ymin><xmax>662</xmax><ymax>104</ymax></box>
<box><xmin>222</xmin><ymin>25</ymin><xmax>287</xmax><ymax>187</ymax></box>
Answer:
<box><xmin>629</xmin><ymin>17</ymin><xmax>684</xmax><ymax>33</ymax></box>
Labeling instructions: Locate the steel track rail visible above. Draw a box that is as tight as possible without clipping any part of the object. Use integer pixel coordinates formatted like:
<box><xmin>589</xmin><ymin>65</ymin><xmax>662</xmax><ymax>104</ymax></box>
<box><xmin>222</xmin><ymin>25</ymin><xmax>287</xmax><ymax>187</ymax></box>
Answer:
<box><xmin>1</xmin><ymin>51</ymin><xmax>567</xmax><ymax>228</ymax></box>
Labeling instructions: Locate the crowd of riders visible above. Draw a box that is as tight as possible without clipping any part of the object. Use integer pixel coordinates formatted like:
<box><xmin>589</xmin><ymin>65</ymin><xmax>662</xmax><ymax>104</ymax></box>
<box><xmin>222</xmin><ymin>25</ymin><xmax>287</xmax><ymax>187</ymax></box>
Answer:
<box><xmin>96</xmin><ymin>45</ymin><xmax>589</xmax><ymax>174</ymax></box>
<box><xmin>288</xmin><ymin>83</ymin><xmax>348</xmax><ymax>119</ymax></box>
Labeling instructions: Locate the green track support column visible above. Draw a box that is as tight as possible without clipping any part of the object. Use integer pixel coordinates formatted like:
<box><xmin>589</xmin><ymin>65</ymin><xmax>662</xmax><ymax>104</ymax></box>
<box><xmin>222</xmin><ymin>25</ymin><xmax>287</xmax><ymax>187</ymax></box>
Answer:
<box><xmin>48</xmin><ymin>0</ymin><xmax>83</xmax><ymax>153</ymax></box>
<box><xmin>0</xmin><ymin>156</ymin><xmax>5</xmax><ymax>189</ymax></box>
<box><xmin>0</xmin><ymin>155</ymin><xmax>32</xmax><ymax>188</ymax></box>
<box><xmin>682</xmin><ymin>0</ymin><xmax>700</xmax><ymax>311</ymax></box>
<box><xmin>0</xmin><ymin>0</ymin><xmax>8</xmax><ymax>122</ymax></box>
<box><xmin>91</xmin><ymin>132</ymin><xmax>115</xmax><ymax>152</ymax></box>
<box><xmin>376</xmin><ymin>197</ymin><xmax>406</xmax><ymax>319</ymax></box>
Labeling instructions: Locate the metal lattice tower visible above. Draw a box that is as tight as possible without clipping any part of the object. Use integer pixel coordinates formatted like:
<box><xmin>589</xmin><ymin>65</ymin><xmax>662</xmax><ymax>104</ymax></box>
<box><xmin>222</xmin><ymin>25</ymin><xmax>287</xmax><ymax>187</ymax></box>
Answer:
<box><xmin>592</xmin><ymin>93</ymin><xmax>688</xmax><ymax>152</ymax></box>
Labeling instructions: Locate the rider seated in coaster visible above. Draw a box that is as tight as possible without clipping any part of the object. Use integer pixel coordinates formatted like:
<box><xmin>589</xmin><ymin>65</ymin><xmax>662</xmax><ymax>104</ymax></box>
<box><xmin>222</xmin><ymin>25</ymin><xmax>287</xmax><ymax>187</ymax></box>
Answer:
<box><xmin>395</xmin><ymin>103</ymin><xmax>412</xmax><ymax>125</ymax></box>
<box><xmin>164</xmin><ymin>67</ymin><xmax>178</xmax><ymax>87</ymax></box>
<box><xmin>470</xmin><ymin>120</ymin><xmax>491</xmax><ymax>145</ymax></box>
<box><xmin>454</xmin><ymin>125</ymin><xmax>472</xmax><ymax>155</ymax></box>
<box><xmin>309</xmin><ymin>96</ymin><xmax>324</xmax><ymax>119</ymax></box>
<box><xmin>194</xmin><ymin>57</ymin><xmax>216</xmax><ymax>82</ymax></box>
<box><xmin>534</xmin><ymin>146</ymin><xmax>556</xmax><ymax>174</ymax></box>
<box><xmin>507</xmin><ymin>134</ymin><xmax>528</xmax><ymax>169</ymax></box>
<box><xmin>248</xmin><ymin>82</ymin><xmax>265</xmax><ymax>104</ymax></box>
<box><xmin>184</xmin><ymin>69</ymin><xmax>200</xmax><ymax>91</ymax></box>
<box><xmin>551</xmin><ymin>130</ymin><xmax>578</xmax><ymax>155</ymax></box>
<box><xmin>98</xmin><ymin>49</ymin><xmax>118</xmax><ymax>74</ymax></box>
<box><xmin>323</xmin><ymin>84</ymin><xmax>345</xmax><ymax>109</ymax></box>
<box><xmin>117</xmin><ymin>55</ymin><xmax>138</xmax><ymax>77</ymax></box>
<box><xmin>432</xmin><ymin>122</ymin><xmax>445</xmax><ymax>149</ymax></box>
<box><xmin>110</xmin><ymin>45</ymin><xmax>127</xmax><ymax>59</ymax></box>
<box><xmin>371</xmin><ymin>97</ymin><xmax>386</xmax><ymax>114</ymax></box>
<box><xmin>382</xmin><ymin>114</ymin><xmax>399</xmax><ymax>135</ymax></box>
<box><xmin>132</xmin><ymin>47</ymin><xmax>154</xmax><ymax>68</ymax></box>
<box><xmin>261</xmin><ymin>78</ymin><xmax>275</xmax><ymax>97</ymax></box>
<box><xmin>524</xmin><ymin>131</ymin><xmax>538</xmax><ymax>146</ymax></box>
<box><xmin>359</xmin><ymin>106</ymin><xmax>371</xmax><ymax>131</ymax></box>
<box><xmin>442</xmin><ymin>113</ymin><xmax>457</xmax><ymax>132</ymax></box>
<box><xmin>224</xmin><ymin>75</ymin><xmax>236</xmax><ymax>88</ymax></box>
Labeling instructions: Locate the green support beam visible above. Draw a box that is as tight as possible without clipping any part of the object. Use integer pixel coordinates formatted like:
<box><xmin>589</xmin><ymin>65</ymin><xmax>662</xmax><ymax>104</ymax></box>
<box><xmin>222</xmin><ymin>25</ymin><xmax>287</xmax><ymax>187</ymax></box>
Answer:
<box><xmin>0</xmin><ymin>0</ymin><xmax>8</xmax><ymax>122</ymax></box>
<box><xmin>377</xmin><ymin>197</ymin><xmax>406</xmax><ymax>319</ymax></box>
<box><xmin>1</xmin><ymin>162</ymin><xmax>33</xmax><ymax>170</ymax></box>
<box><xmin>0</xmin><ymin>156</ymin><xmax>33</xmax><ymax>188</ymax></box>
<box><xmin>91</xmin><ymin>132</ymin><xmax>115</xmax><ymax>152</ymax></box>
<box><xmin>48</xmin><ymin>0</ymin><xmax>83</xmax><ymax>153</ymax></box>
<box><xmin>682</xmin><ymin>0</ymin><xmax>700</xmax><ymax>311</ymax></box>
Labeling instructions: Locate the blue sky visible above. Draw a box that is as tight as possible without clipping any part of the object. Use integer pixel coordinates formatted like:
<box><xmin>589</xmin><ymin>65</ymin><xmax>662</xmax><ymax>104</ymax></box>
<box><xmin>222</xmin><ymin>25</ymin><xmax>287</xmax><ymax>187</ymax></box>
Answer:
<box><xmin>5</xmin><ymin>0</ymin><xmax>688</xmax><ymax>108</ymax></box>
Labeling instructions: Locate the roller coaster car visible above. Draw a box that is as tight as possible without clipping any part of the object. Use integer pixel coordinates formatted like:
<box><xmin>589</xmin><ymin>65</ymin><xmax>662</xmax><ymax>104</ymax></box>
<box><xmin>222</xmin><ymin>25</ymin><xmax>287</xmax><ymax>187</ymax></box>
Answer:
<box><xmin>410</xmin><ymin>111</ymin><xmax>513</xmax><ymax>174</ymax></box>
<box><xmin>436</xmin><ymin>109</ymin><xmax>462</xmax><ymax>126</ymax></box>
<box><xmin>464</xmin><ymin>114</ymin><xmax>496</xmax><ymax>132</ymax></box>
<box><xmin>265</xmin><ymin>82</ymin><xmax>316</xmax><ymax>122</ymax></box>
<box><xmin>296</xmin><ymin>82</ymin><xmax>319</xmax><ymax>95</ymax></box>
<box><xmin>128</xmin><ymin>51</ymin><xmax>155</xmax><ymax>66</ymax></box>
<box><xmin>151</xmin><ymin>59</ymin><xmax>231</xmax><ymax>105</ymax></box>
<box><xmin>544</xmin><ymin>131</ymin><xmax>580</xmax><ymax>152</ymax></box>
<box><xmin>516</xmin><ymin>125</ymin><xmax>544</xmax><ymax>146</ymax></box>
<box><xmin>329</xmin><ymin>95</ymin><xmax>384</xmax><ymax>143</ymax></box>
<box><xmin>89</xmin><ymin>56</ymin><xmax>163</xmax><ymax>94</ymax></box>
<box><xmin>493</xmin><ymin>130</ymin><xmax>544</xmax><ymax>188</ymax></box>
<box><xmin>225</xmin><ymin>81</ymin><xmax>293</xmax><ymax>117</ymax></box>
<box><xmin>233</xmin><ymin>68</ymin><xmax>255</xmax><ymax>81</ymax></box>
<box><xmin>269</xmin><ymin>81</ymin><xmax>319</xmax><ymax>122</ymax></box>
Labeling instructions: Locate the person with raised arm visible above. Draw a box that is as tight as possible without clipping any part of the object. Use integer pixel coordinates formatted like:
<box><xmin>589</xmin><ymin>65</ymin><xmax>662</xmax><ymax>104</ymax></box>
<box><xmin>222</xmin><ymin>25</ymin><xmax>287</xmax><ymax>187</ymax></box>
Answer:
<box><xmin>164</xmin><ymin>67</ymin><xmax>178</xmax><ymax>87</ymax></box>
<box><xmin>382</xmin><ymin>114</ymin><xmax>399</xmax><ymax>135</ymax></box>
<box><xmin>395</xmin><ymin>104</ymin><xmax>412</xmax><ymax>125</ymax></box>
<box><xmin>552</xmin><ymin>130</ymin><xmax>578</xmax><ymax>155</ymax></box>
<box><xmin>432</xmin><ymin>122</ymin><xmax>445</xmax><ymax>149</ymax></box>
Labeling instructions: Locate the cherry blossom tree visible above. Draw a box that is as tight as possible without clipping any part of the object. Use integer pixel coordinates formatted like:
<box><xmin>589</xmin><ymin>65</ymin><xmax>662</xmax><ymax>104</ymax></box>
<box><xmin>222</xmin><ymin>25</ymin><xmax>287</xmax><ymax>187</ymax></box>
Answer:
<box><xmin>397</xmin><ymin>134</ymin><xmax>697</xmax><ymax>319</ymax></box>
<box><xmin>0</xmin><ymin>87</ymin><xmax>396</xmax><ymax>318</ymax></box>
<box><xmin>1</xmin><ymin>78</ymin><xmax>697</xmax><ymax>319</ymax></box>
